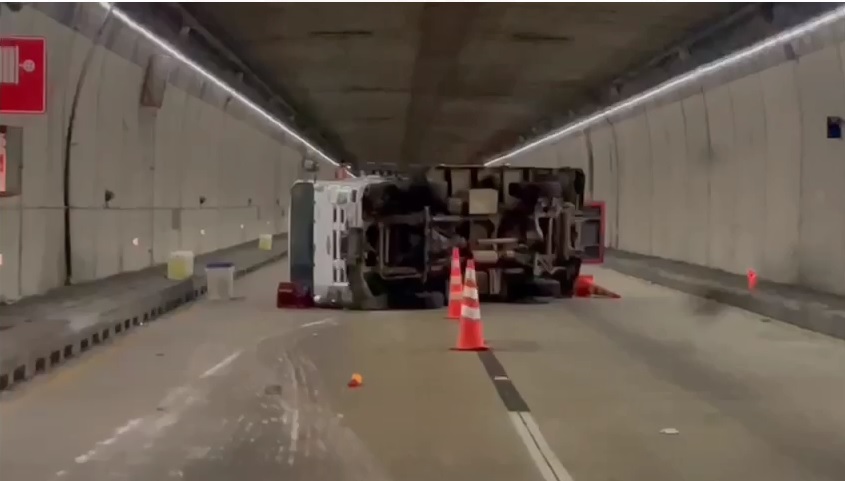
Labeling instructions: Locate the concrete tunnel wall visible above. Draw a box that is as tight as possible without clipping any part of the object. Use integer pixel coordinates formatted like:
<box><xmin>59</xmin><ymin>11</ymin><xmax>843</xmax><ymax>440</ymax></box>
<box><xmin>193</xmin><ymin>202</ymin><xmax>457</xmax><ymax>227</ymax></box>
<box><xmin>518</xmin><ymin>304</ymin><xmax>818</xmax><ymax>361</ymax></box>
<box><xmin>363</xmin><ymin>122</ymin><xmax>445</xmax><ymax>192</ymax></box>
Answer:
<box><xmin>509</xmin><ymin>23</ymin><xmax>845</xmax><ymax>296</ymax></box>
<box><xmin>0</xmin><ymin>4</ymin><xmax>336</xmax><ymax>302</ymax></box>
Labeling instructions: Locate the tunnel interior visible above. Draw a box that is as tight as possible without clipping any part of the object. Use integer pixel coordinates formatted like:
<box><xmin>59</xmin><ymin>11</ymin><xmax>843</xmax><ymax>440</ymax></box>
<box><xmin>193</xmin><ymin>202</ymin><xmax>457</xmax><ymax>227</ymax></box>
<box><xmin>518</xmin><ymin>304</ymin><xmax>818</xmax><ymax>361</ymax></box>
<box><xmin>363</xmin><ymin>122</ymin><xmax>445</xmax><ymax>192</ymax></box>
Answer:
<box><xmin>1</xmin><ymin>4</ymin><xmax>845</xmax><ymax>481</ymax></box>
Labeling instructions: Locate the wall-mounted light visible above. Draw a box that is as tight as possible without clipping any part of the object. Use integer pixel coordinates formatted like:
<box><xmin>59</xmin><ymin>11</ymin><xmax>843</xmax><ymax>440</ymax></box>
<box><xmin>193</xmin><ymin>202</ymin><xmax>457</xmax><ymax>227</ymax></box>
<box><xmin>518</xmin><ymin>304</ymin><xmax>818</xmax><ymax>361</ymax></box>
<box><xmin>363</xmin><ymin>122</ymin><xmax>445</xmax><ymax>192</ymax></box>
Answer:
<box><xmin>132</xmin><ymin>237</ymin><xmax>139</xmax><ymax>246</ymax></box>
<box><xmin>484</xmin><ymin>5</ymin><xmax>845</xmax><ymax>166</ymax></box>
<box><xmin>97</xmin><ymin>2</ymin><xmax>355</xmax><ymax>177</ymax></box>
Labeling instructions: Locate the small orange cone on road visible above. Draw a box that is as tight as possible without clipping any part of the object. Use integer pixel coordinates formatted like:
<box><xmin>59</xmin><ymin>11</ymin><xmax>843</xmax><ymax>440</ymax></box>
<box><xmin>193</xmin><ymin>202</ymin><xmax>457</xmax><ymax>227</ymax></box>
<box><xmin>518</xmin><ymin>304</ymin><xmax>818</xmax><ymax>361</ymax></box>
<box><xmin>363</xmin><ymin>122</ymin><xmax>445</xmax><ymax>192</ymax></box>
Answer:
<box><xmin>574</xmin><ymin>275</ymin><xmax>595</xmax><ymax>297</ymax></box>
<box><xmin>747</xmin><ymin>268</ymin><xmax>758</xmax><ymax>291</ymax></box>
<box><xmin>348</xmin><ymin>373</ymin><xmax>363</xmax><ymax>388</ymax></box>
<box><xmin>590</xmin><ymin>284</ymin><xmax>621</xmax><ymax>299</ymax></box>
<box><xmin>453</xmin><ymin>259</ymin><xmax>489</xmax><ymax>351</ymax></box>
<box><xmin>446</xmin><ymin>248</ymin><xmax>463</xmax><ymax>320</ymax></box>
<box><xmin>574</xmin><ymin>275</ymin><xmax>620</xmax><ymax>299</ymax></box>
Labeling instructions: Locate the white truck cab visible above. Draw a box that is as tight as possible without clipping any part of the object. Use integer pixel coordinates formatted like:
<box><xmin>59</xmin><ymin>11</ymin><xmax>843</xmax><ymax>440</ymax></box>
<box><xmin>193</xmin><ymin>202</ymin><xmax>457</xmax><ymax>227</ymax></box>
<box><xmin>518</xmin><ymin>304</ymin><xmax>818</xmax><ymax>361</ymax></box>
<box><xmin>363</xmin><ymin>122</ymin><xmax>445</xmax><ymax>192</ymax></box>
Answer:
<box><xmin>288</xmin><ymin>176</ymin><xmax>383</xmax><ymax>304</ymax></box>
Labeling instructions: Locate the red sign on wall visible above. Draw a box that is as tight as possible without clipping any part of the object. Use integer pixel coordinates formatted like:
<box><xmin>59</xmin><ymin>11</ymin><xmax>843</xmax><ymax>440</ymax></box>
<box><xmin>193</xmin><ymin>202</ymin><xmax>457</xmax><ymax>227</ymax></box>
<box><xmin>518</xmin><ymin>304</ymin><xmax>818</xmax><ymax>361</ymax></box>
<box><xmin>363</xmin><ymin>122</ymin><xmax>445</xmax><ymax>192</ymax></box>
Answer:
<box><xmin>0</xmin><ymin>36</ymin><xmax>47</xmax><ymax>114</ymax></box>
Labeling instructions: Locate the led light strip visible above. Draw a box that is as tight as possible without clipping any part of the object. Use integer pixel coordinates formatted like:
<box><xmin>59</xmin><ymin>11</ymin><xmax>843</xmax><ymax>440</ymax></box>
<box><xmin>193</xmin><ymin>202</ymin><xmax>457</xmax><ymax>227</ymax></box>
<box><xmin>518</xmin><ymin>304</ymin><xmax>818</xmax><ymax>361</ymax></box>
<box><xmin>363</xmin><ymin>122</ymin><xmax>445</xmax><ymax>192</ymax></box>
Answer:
<box><xmin>484</xmin><ymin>5</ymin><xmax>845</xmax><ymax>167</ymax></box>
<box><xmin>98</xmin><ymin>2</ymin><xmax>347</xmax><ymax>172</ymax></box>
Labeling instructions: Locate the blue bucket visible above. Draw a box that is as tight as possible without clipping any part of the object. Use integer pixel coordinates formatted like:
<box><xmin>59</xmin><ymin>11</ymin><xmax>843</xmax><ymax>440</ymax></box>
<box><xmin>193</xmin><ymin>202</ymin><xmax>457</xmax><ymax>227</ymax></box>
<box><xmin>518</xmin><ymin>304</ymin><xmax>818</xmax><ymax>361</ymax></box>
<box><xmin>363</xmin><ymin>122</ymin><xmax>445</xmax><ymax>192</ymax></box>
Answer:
<box><xmin>206</xmin><ymin>262</ymin><xmax>234</xmax><ymax>269</ymax></box>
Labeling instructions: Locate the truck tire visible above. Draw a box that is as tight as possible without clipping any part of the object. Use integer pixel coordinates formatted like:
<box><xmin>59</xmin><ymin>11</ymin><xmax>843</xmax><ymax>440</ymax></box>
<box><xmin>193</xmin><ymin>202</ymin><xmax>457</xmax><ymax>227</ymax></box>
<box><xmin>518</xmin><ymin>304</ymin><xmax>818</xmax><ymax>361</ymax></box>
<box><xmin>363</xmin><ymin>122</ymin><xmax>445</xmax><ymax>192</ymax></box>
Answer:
<box><xmin>534</xmin><ymin>278</ymin><xmax>562</xmax><ymax>298</ymax></box>
<box><xmin>423</xmin><ymin>291</ymin><xmax>446</xmax><ymax>309</ymax></box>
<box><xmin>556</xmin><ymin>257</ymin><xmax>583</xmax><ymax>298</ymax></box>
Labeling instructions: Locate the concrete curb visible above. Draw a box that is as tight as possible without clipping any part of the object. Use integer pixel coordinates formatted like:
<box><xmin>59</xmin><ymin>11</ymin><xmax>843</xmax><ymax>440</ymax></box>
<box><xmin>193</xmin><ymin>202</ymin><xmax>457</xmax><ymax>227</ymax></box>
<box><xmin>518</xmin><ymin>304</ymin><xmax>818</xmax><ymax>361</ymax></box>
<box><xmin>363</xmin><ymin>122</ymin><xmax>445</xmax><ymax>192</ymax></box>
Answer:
<box><xmin>0</xmin><ymin>242</ymin><xmax>288</xmax><ymax>392</ymax></box>
<box><xmin>604</xmin><ymin>250</ymin><xmax>845</xmax><ymax>342</ymax></box>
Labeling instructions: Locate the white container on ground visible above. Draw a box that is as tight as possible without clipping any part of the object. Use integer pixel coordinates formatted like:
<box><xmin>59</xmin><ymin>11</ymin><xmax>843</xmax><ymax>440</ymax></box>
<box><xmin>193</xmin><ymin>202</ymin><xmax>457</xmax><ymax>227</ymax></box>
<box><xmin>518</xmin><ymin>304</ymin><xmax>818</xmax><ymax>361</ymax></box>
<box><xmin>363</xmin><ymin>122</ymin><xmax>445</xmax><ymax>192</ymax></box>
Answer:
<box><xmin>205</xmin><ymin>262</ymin><xmax>235</xmax><ymax>300</ymax></box>
<box><xmin>167</xmin><ymin>251</ymin><xmax>195</xmax><ymax>280</ymax></box>
<box><xmin>258</xmin><ymin>234</ymin><xmax>273</xmax><ymax>251</ymax></box>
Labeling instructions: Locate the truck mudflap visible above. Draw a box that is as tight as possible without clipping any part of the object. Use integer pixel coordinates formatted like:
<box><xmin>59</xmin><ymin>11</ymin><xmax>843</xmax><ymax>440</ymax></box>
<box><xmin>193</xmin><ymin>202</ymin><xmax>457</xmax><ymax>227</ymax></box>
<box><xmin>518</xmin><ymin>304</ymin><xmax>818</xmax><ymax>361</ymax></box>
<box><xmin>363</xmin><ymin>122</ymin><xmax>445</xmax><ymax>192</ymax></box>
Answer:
<box><xmin>580</xmin><ymin>201</ymin><xmax>606</xmax><ymax>264</ymax></box>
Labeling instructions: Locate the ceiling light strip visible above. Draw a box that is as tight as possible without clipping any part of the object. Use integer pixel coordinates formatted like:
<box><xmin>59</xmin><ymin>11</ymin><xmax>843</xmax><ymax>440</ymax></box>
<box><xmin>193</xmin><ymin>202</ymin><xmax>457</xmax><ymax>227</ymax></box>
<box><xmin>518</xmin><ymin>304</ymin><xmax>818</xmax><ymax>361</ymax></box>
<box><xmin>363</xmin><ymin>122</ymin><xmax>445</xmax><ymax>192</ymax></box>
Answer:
<box><xmin>98</xmin><ymin>2</ymin><xmax>343</xmax><ymax>169</ymax></box>
<box><xmin>484</xmin><ymin>5</ymin><xmax>845</xmax><ymax>167</ymax></box>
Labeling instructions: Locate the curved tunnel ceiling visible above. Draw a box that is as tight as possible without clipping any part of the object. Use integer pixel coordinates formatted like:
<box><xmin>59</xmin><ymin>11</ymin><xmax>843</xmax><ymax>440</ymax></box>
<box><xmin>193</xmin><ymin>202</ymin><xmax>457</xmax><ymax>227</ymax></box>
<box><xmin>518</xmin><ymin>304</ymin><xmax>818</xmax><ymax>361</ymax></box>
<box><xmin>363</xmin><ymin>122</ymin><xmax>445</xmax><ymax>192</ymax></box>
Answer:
<box><xmin>180</xmin><ymin>3</ymin><xmax>742</xmax><ymax>167</ymax></box>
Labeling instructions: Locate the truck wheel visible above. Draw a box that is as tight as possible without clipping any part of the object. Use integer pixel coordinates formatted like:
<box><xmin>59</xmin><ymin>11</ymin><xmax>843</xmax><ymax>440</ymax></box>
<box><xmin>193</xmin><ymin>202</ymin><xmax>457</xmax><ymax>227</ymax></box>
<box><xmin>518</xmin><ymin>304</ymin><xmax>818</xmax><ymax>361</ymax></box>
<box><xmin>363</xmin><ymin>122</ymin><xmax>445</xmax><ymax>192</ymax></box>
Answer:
<box><xmin>423</xmin><ymin>291</ymin><xmax>445</xmax><ymax>309</ymax></box>
<box><xmin>534</xmin><ymin>278</ymin><xmax>562</xmax><ymax>298</ymax></box>
<box><xmin>557</xmin><ymin>257</ymin><xmax>582</xmax><ymax>297</ymax></box>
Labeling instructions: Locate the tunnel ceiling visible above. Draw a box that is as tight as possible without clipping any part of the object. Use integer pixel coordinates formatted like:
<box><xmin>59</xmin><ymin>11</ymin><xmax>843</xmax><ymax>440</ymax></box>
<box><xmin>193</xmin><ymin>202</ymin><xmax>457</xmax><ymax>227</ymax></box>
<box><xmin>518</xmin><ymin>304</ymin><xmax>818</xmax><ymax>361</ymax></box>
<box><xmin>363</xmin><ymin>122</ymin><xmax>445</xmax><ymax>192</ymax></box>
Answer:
<box><xmin>182</xmin><ymin>3</ymin><xmax>740</xmax><ymax>167</ymax></box>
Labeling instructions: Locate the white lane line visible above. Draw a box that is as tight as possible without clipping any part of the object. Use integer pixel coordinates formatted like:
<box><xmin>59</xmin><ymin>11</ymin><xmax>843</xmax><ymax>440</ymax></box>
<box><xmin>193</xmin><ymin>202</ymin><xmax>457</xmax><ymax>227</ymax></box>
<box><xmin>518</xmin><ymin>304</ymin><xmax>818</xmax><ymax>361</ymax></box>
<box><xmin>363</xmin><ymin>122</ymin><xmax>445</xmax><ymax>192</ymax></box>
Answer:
<box><xmin>509</xmin><ymin>412</ymin><xmax>574</xmax><ymax>481</ymax></box>
<box><xmin>493</xmin><ymin>375</ymin><xmax>509</xmax><ymax>381</ymax></box>
<box><xmin>300</xmin><ymin>317</ymin><xmax>335</xmax><ymax>329</ymax></box>
<box><xmin>199</xmin><ymin>351</ymin><xmax>242</xmax><ymax>379</ymax></box>
<box><xmin>520</xmin><ymin>412</ymin><xmax>574</xmax><ymax>480</ymax></box>
<box><xmin>72</xmin><ymin>417</ymin><xmax>144</xmax><ymax>465</ymax></box>
<box><xmin>65</xmin><ymin>384</ymin><xmax>207</xmax><ymax>476</ymax></box>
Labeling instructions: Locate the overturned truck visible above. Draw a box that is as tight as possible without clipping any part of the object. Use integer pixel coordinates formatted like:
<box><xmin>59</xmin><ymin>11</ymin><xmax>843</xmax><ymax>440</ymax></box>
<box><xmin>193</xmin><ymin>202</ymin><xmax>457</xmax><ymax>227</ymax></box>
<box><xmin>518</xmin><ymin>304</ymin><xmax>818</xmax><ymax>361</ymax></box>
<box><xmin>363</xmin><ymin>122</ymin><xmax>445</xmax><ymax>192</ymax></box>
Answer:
<box><xmin>288</xmin><ymin>165</ymin><xmax>603</xmax><ymax>309</ymax></box>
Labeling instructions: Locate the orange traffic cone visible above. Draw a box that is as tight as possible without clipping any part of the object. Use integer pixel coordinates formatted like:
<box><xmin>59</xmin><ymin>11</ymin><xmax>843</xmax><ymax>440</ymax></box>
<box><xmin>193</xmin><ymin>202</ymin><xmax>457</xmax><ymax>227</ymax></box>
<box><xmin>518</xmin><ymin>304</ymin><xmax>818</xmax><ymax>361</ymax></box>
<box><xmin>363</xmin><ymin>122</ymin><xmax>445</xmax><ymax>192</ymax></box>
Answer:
<box><xmin>347</xmin><ymin>373</ymin><xmax>363</xmax><ymax>388</ymax></box>
<box><xmin>453</xmin><ymin>259</ymin><xmax>488</xmax><ymax>351</ymax></box>
<box><xmin>575</xmin><ymin>275</ymin><xmax>620</xmax><ymax>299</ymax></box>
<box><xmin>590</xmin><ymin>283</ymin><xmax>621</xmax><ymax>299</ymax></box>
<box><xmin>446</xmin><ymin>247</ymin><xmax>463</xmax><ymax>320</ymax></box>
<box><xmin>574</xmin><ymin>275</ymin><xmax>594</xmax><ymax>297</ymax></box>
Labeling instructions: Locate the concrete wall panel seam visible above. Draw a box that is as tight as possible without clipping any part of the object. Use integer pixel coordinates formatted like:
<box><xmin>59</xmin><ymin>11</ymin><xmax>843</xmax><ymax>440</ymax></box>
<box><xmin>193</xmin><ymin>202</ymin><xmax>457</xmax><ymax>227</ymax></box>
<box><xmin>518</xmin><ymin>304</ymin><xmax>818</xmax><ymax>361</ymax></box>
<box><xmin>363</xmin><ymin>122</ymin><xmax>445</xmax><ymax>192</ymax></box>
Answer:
<box><xmin>724</xmin><ymin>81</ymin><xmax>738</xmax><ymax>274</ymax></box>
<box><xmin>64</xmin><ymin>22</ymin><xmax>105</xmax><ymax>285</ymax></box>
<box><xmin>676</xmin><ymin>98</ymin><xmax>693</xmax><ymax>264</ymax></box>
<box><xmin>643</xmin><ymin>109</ymin><xmax>665</xmax><ymax>254</ymax></box>
<box><xmin>838</xmin><ymin>42</ymin><xmax>845</xmax><ymax>290</ymax></box>
<box><xmin>607</xmin><ymin>119</ymin><xmax>622</xmax><ymax>249</ymax></box>
<box><xmin>756</xmin><ymin>71</ymin><xmax>770</xmax><ymax>280</ymax></box>
<box><xmin>698</xmin><ymin>88</ymin><xmax>714</xmax><ymax>269</ymax></box>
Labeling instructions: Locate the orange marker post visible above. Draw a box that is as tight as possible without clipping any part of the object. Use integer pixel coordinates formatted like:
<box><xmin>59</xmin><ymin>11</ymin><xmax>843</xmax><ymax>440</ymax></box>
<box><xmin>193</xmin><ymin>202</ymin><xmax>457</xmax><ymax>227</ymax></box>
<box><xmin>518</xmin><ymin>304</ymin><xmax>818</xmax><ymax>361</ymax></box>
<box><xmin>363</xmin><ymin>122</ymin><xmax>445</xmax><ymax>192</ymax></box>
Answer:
<box><xmin>747</xmin><ymin>269</ymin><xmax>758</xmax><ymax>291</ymax></box>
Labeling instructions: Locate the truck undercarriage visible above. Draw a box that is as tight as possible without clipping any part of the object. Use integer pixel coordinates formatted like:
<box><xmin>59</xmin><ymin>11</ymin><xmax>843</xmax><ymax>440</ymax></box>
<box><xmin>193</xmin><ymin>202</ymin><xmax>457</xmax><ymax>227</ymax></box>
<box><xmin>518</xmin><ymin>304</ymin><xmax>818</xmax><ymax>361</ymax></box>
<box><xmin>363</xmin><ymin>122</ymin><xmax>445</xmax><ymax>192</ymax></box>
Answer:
<box><xmin>343</xmin><ymin>165</ymin><xmax>599</xmax><ymax>310</ymax></box>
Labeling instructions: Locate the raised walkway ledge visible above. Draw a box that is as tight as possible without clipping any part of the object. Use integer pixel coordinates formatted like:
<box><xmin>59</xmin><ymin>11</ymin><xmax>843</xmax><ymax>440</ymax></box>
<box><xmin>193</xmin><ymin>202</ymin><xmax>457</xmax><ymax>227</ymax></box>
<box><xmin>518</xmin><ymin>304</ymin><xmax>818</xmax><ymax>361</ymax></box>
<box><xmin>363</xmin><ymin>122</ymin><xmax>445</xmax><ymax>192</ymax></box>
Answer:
<box><xmin>0</xmin><ymin>235</ymin><xmax>288</xmax><ymax>392</ymax></box>
<box><xmin>605</xmin><ymin>249</ymin><xmax>845</xmax><ymax>341</ymax></box>
<box><xmin>6</xmin><ymin>241</ymin><xmax>842</xmax><ymax>394</ymax></box>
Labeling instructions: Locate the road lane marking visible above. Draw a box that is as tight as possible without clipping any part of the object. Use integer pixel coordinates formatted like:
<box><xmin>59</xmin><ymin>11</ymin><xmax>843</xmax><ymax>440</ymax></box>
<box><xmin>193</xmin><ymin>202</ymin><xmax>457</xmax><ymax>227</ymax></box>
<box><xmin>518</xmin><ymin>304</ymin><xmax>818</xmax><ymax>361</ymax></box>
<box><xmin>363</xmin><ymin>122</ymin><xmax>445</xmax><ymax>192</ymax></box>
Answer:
<box><xmin>300</xmin><ymin>317</ymin><xmax>335</xmax><ymax>329</ymax></box>
<box><xmin>509</xmin><ymin>412</ymin><xmax>560</xmax><ymax>481</ymax></box>
<box><xmin>199</xmin><ymin>350</ymin><xmax>242</xmax><ymax>379</ymax></box>
<box><xmin>478</xmin><ymin>350</ymin><xmax>575</xmax><ymax>481</ymax></box>
<box><xmin>65</xmin><ymin>383</ymin><xmax>203</xmax><ymax>475</ymax></box>
<box><xmin>517</xmin><ymin>411</ymin><xmax>574</xmax><ymax>481</ymax></box>
<box><xmin>73</xmin><ymin>417</ymin><xmax>144</xmax><ymax>464</ymax></box>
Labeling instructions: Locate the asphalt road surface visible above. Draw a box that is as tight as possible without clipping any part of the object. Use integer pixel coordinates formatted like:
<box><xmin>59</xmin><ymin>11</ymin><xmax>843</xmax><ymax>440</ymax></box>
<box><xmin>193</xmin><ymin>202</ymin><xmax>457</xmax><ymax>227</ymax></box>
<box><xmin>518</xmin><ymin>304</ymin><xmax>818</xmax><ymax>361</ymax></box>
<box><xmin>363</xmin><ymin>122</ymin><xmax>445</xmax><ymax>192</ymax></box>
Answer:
<box><xmin>2</xmin><ymin>260</ymin><xmax>844</xmax><ymax>481</ymax></box>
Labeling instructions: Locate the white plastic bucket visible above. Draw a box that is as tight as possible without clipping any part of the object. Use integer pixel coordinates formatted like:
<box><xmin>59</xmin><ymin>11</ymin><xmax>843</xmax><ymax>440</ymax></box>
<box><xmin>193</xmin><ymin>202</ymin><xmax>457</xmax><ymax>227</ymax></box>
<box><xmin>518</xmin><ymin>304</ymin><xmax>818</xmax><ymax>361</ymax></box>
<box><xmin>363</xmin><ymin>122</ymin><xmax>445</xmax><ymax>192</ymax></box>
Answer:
<box><xmin>205</xmin><ymin>262</ymin><xmax>235</xmax><ymax>300</ymax></box>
